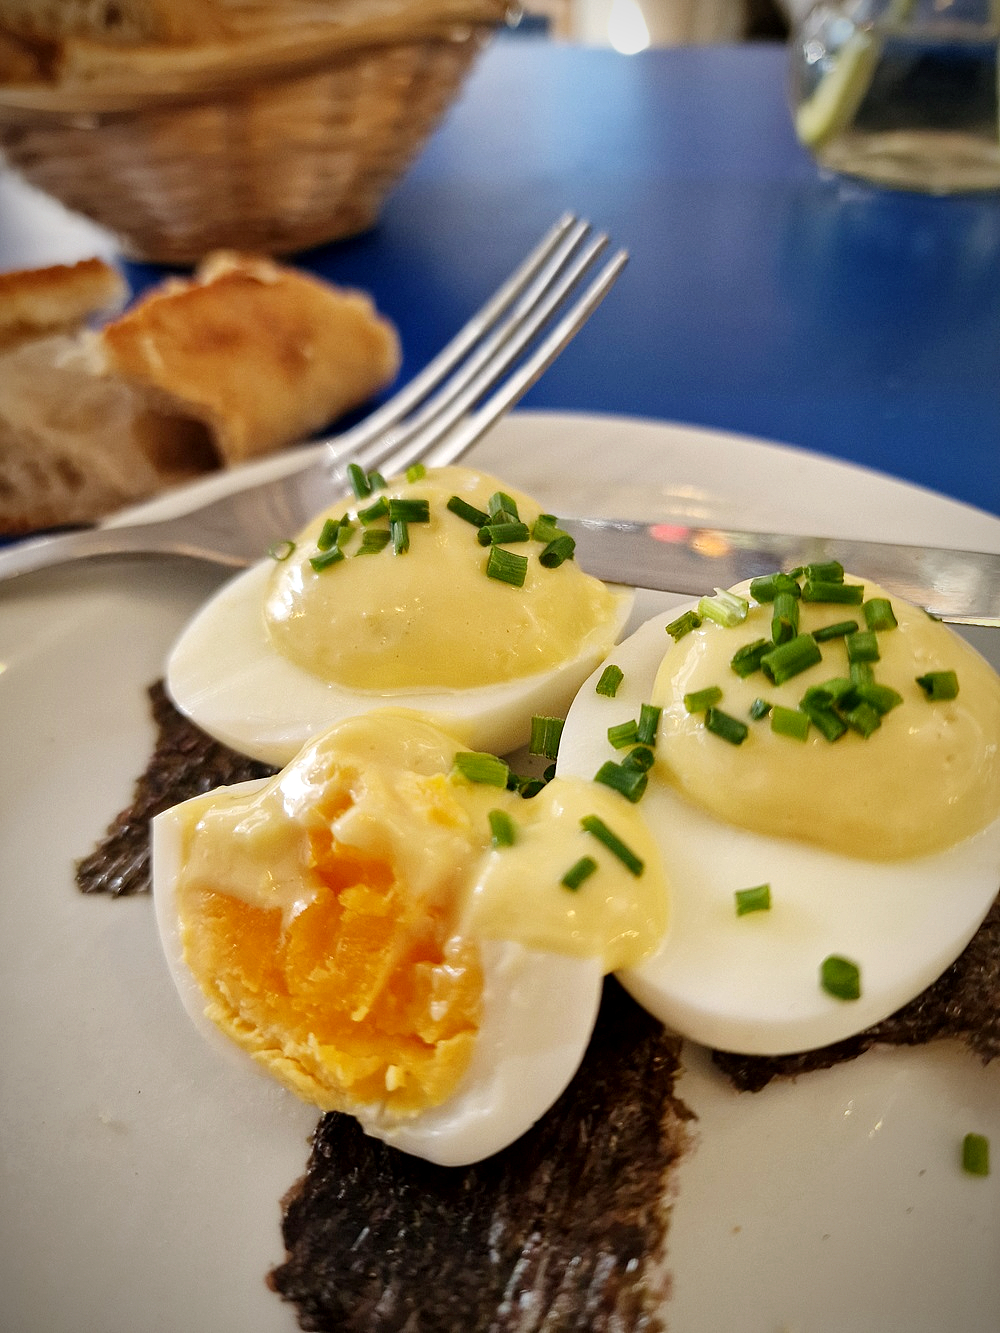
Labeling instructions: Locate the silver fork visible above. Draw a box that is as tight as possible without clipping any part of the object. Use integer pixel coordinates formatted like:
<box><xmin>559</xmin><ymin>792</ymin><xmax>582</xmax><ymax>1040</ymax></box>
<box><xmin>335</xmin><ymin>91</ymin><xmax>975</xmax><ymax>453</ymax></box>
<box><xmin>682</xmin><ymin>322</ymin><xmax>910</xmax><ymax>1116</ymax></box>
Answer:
<box><xmin>0</xmin><ymin>216</ymin><xmax>627</xmax><ymax>583</ymax></box>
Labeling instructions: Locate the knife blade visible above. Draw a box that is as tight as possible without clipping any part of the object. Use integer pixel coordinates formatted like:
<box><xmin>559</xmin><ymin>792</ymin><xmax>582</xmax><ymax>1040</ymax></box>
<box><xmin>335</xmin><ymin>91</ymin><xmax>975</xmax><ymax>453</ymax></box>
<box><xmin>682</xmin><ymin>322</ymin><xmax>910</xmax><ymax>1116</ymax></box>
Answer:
<box><xmin>560</xmin><ymin>517</ymin><xmax>1000</xmax><ymax>627</ymax></box>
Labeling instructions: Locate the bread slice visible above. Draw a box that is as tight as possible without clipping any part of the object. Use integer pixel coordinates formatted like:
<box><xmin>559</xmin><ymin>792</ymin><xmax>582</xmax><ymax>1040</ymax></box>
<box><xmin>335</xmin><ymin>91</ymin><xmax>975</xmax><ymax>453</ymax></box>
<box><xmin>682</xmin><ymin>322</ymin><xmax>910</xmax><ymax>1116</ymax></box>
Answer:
<box><xmin>100</xmin><ymin>252</ymin><xmax>401</xmax><ymax>465</ymax></box>
<box><xmin>0</xmin><ymin>258</ymin><xmax>127</xmax><ymax>350</ymax></box>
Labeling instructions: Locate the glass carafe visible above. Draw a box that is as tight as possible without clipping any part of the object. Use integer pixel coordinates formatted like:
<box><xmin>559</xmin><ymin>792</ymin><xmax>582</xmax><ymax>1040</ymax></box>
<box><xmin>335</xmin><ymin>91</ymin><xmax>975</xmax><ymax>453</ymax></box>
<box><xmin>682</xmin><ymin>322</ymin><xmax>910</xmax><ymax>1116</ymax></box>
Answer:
<box><xmin>790</xmin><ymin>0</ymin><xmax>1000</xmax><ymax>193</ymax></box>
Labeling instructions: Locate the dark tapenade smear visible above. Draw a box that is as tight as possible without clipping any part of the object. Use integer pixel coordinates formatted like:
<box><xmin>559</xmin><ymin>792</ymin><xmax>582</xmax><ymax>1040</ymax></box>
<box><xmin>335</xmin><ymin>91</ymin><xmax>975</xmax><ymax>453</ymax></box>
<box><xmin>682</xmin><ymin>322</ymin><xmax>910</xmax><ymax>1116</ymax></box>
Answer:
<box><xmin>75</xmin><ymin>680</ymin><xmax>277</xmax><ymax>897</ymax></box>
<box><xmin>714</xmin><ymin>894</ymin><xmax>1000</xmax><ymax>1093</ymax></box>
<box><xmin>269</xmin><ymin>979</ymin><xmax>693</xmax><ymax>1333</ymax></box>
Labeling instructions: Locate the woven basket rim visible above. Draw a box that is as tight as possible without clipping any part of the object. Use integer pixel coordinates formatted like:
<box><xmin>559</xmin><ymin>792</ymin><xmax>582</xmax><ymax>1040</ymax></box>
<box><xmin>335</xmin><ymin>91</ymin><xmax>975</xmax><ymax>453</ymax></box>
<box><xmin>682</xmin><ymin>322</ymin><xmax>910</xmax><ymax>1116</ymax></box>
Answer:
<box><xmin>0</xmin><ymin>0</ymin><xmax>509</xmax><ymax>115</ymax></box>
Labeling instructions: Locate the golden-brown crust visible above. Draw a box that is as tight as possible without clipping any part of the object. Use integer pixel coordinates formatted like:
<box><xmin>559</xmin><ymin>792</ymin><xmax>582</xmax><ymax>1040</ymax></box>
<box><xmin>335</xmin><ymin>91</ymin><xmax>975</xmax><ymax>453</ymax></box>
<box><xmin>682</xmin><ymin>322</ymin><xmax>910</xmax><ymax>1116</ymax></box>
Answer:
<box><xmin>100</xmin><ymin>253</ymin><xmax>401</xmax><ymax>464</ymax></box>
<box><xmin>0</xmin><ymin>257</ymin><xmax>127</xmax><ymax>349</ymax></box>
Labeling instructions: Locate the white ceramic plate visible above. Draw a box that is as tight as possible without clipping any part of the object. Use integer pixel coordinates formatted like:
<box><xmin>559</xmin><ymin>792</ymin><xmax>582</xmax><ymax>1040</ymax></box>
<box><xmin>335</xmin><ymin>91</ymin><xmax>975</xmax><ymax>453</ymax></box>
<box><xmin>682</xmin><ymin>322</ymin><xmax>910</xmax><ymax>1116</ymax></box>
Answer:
<box><xmin>1</xmin><ymin>410</ymin><xmax>998</xmax><ymax>1333</ymax></box>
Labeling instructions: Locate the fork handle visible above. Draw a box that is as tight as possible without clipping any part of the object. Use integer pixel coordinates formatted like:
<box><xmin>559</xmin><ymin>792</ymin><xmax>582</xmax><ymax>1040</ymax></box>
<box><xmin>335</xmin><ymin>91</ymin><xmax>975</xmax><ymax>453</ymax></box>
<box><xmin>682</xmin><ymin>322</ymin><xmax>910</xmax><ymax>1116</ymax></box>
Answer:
<box><xmin>0</xmin><ymin>521</ymin><xmax>241</xmax><ymax>583</ymax></box>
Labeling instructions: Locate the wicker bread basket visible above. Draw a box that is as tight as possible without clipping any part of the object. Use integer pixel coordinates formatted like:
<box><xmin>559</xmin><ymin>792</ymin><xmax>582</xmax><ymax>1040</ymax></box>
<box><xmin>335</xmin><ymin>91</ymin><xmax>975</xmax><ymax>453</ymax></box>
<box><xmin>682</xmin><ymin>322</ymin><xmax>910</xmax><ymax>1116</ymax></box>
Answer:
<box><xmin>0</xmin><ymin>0</ymin><xmax>509</xmax><ymax>263</ymax></box>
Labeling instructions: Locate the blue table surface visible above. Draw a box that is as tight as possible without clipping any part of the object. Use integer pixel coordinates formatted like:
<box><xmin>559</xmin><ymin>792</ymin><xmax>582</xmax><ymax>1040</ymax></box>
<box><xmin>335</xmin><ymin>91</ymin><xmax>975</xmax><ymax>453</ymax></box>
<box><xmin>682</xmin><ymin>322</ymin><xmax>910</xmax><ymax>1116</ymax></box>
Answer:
<box><xmin>4</xmin><ymin>38</ymin><xmax>999</xmax><ymax>518</ymax></box>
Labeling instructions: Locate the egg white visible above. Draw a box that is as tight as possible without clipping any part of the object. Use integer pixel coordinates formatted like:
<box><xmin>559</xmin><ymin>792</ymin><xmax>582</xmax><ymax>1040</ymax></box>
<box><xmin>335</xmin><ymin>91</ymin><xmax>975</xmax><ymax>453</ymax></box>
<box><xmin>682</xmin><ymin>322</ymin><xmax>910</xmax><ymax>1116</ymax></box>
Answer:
<box><xmin>166</xmin><ymin>559</ymin><xmax>634</xmax><ymax>767</ymax></box>
<box><xmin>557</xmin><ymin>610</ymin><xmax>1000</xmax><ymax>1057</ymax></box>
<box><xmin>151</xmin><ymin>782</ymin><xmax>604</xmax><ymax>1166</ymax></box>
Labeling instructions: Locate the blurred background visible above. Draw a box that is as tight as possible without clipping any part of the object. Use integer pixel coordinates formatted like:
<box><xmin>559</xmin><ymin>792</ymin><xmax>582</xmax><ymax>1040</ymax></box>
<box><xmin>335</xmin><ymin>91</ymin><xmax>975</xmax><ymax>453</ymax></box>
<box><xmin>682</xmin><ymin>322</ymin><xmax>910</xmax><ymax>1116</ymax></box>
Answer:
<box><xmin>513</xmin><ymin>0</ymin><xmax>793</xmax><ymax>48</ymax></box>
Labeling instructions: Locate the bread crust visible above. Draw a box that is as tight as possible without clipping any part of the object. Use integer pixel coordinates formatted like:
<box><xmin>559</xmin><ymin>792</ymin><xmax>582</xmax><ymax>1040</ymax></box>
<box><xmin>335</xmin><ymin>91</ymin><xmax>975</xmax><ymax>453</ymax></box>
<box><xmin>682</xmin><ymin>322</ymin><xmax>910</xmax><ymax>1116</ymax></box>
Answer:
<box><xmin>0</xmin><ymin>257</ymin><xmax>126</xmax><ymax>349</ymax></box>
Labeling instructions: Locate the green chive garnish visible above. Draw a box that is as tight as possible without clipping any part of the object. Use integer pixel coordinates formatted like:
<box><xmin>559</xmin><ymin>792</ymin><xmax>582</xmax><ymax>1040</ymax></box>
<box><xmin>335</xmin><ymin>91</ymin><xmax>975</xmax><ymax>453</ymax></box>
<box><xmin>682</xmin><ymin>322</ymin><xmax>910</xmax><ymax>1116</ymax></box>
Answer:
<box><xmin>621</xmin><ymin>745</ymin><xmax>655</xmax><ymax>772</ymax></box>
<box><xmin>820</xmin><ymin>954</ymin><xmax>861</xmax><ymax>1001</ymax></box>
<box><xmin>391</xmin><ymin>518</ymin><xmax>409</xmax><ymax>554</ymax></box>
<box><xmin>849</xmin><ymin>660</ymin><xmax>875</xmax><ymax>687</ymax></box>
<box><xmin>684</xmin><ymin>685</ymin><xmax>723</xmax><ymax>714</ymax></box>
<box><xmin>608</xmin><ymin>720</ymin><xmax>639</xmax><ymax>749</ymax></box>
<box><xmin>749</xmin><ymin>697</ymin><xmax>772</xmax><ymax>720</ymax></box>
<box><xmin>760</xmin><ymin>633</ymin><xmax>823</xmax><ymax>685</ymax></box>
<box><xmin>636</xmin><ymin>703</ymin><xmax>661</xmax><ymax>746</ymax></box>
<box><xmin>846</xmin><ymin>630</ymin><xmax>880</xmax><ymax>664</ymax></box>
<box><xmin>863</xmin><ymin>598</ymin><xmax>897</xmax><ymax>631</ymax></box>
<box><xmin>749</xmin><ymin>572</ymin><xmax>800</xmax><ymax>603</ymax></box>
<box><xmin>347</xmin><ymin>462</ymin><xmax>371</xmax><ymax>498</ymax></box>
<box><xmin>447</xmin><ymin>495</ymin><xmax>490</xmax><ymax>527</ymax></box>
<box><xmin>538</xmin><ymin>534</ymin><xmax>576</xmax><ymax>568</ymax></box>
<box><xmin>841</xmin><ymin>700</ymin><xmax>882</xmax><ymax>738</ymax></box>
<box><xmin>596</xmin><ymin>664</ymin><xmax>624</xmax><ymax>697</ymax></box>
<box><xmin>317</xmin><ymin>517</ymin><xmax>343</xmax><ymax>551</ymax></box>
<box><xmin>962</xmin><ymin>1132</ymin><xmax>990</xmax><ymax>1177</ymax></box>
<box><xmin>666</xmin><ymin>610</ymin><xmax>702</xmax><ymax>641</ymax></box>
<box><xmin>309</xmin><ymin>546</ymin><xmax>345</xmax><ymax>572</ymax></box>
<box><xmin>356</xmin><ymin>529</ymin><xmax>392</xmax><ymax>556</ymax></box>
<box><xmin>488</xmin><ymin>491</ymin><xmax>520</xmax><ymax>522</ymax></box>
<box><xmin>388</xmin><ymin>497</ymin><xmax>430</xmax><ymax>523</ymax></box>
<box><xmin>405</xmin><ymin>462</ymin><xmax>427</xmax><ymax>483</ymax></box>
<box><xmin>485</xmin><ymin>546</ymin><xmax>528</xmax><ymax>587</ymax></box>
<box><xmin>529</xmin><ymin>715</ymin><xmax>564</xmax><ymax>759</ymax></box>
<box><xmin>800</xmin><ymin>698</ymin><xmax>847</xmax><ymax>742</ymax></box>
<box><xmin>801</xmin><ymin>580</ymin><xmax>864</xmax><ymax>605</ymax></box>
<box><xmin>477</xmin><ymin>521</ymin><xmax>531</xmax><ymax>547</ymax></box>
<box><xmin>488</xmin><ymin>808</ymin><xmax>516</xmax><ymax>847</ymax></box>
<box><xmin>704</xmin><ymin>706</ymin><xmax>749</xmax><ymax>745</ymax></box>
<box><xmin>855</xmin><ymin>682</ymin><xmax>903</xmax><ymax>715</ymax></box>
<box><xmin>771</xmin><ymin>590</ymin><xmax>800</xmax><ymax>646</ymax></box>
<box><xmin>812</xmin><ymin>619</ymin><xmax>859</xmax><ymax>643</ymax></box>
<box><xmin>801</xmin><ymin>677</ymin><xmax>855</xmax><ymax>707</ymax></box>
<box><xmin>802</xmin><ymin>560</ymin><xmax>845</xmax><ymax>583</ymax></box>
<box><xmin>581</xmin><ymin>814</ymin><xmax>644</xmax><ymax>876</ymax></box>
<box><xmin>357</xmin><ymin>495</ymin><xmax>390</xmax><ymax>525</ymax></box>
<box><xmin>916</xmin><ymin>670</ymin><xmax>959</xmax><ymax>700</ymax></box>
<box><xmin>735</xmin><ymin>883</ymin><xmax>771</xmax><ymax>915</ymax></box>
<box><xmin>367</xmin><ymin>471</ymin><xmax>387</xmax><ymax>491</ymax></box>
<box><xmin>531</xmin><ymin>513</ymin><xmax>563</xmax><ymax>543</ymax></box>
<box><xmin>770</xmin><ymin>705</ymin><xmax>810</xmax><ymax>741</ymax></box>
<box><xmin>594</xmin><ymin>760</ymin><xmax>648</xmax><ymax>802</ymax></box>
<box><xmin>562</xmin><ymin>856</ymin><xmax>598</xmax><ymax>891</ymax></box>
<box><xmin>452</xmin><ymin>751</ymin><xmax>510</xmax><ymax>787</ymax></box>
<box><xmin>730</xmin><ymin>638</ymin><xmax>771</xmax><ymax>678</ymax></box>
<box><xmin>268</xmin><ymin>538</ymin><xmax>296</xmax><ymax>561</ymax></box>
<box><xmin>698</xmin><ymin>587</ymin><xmax>749</xmax><ymax>628</ymax></box>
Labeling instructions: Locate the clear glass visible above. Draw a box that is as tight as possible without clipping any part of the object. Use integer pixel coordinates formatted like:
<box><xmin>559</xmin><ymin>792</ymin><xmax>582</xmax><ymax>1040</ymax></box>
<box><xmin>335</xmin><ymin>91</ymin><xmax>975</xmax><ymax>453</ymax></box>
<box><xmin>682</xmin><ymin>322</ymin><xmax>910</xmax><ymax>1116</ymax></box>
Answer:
<box><xmin>790</xmin><ymin>0</ymin><xmax>1000</xmax><ymax>193</ymax></box>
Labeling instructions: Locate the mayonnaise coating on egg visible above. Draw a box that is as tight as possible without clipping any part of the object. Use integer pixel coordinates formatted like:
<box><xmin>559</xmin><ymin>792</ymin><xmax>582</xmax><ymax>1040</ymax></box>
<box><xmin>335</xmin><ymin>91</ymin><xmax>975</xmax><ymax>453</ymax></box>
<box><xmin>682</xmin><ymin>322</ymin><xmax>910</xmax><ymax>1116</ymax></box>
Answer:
<box><xmin>166</xmin><ymin>465</ymin><xmax>633</xmax><ymax>766</ymax></box>
<box><xmin>152</xmin><ymin>709</ymin><xmax>667</xmax><ymax>1164</ymax></box>
<box><xmin>557</xmin><ymin>575</ymin><xmax>1000</xmax><ymax>1057</ymax></box>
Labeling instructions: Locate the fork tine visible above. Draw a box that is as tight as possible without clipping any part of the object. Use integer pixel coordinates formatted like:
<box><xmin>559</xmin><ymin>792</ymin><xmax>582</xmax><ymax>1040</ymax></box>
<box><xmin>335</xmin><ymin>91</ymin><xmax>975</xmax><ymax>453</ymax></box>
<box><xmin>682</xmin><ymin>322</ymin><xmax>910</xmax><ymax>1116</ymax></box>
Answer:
<box><xmin>365</xmin><ymin>238</ymin><xmax>626</xmax><ymax>482</ymax></box>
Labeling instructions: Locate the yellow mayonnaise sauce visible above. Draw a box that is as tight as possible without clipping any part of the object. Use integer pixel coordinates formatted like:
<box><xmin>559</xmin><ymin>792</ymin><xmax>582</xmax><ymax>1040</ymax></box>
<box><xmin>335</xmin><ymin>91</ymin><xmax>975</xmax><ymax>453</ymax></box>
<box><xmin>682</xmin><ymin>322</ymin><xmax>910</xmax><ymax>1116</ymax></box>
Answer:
<box><xmin>263</xmin><ymin>465</ymin><xmax>626</xmax><ymax>691</ymax></box>
<box><xmin>172</xmin><ymin>710</ymin><xmax>667</xmax><ymax>1114</ymax></box>
<box><xmin>653</xmin><ymin>578</ymin><xmax>1000</xmax><ymax>859</ymax></box>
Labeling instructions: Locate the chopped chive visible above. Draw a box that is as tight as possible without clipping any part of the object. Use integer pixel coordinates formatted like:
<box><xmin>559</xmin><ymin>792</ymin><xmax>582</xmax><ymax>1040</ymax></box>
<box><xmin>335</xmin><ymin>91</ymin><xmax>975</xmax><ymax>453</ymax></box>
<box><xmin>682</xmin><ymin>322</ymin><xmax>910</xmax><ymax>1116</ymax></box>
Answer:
<box><xmin>405</xmin><ymin>462</ymin><xmax>427</xmax><ymax>483</ymax></box>
<box><xmin>749</xmin><ymin>572</ymin><xmax>801</xmax><ymax>603</ymax></box>
<box><xmin>529</xmin><ymin>715</ymin><xmax>564</xmax><ymax>759</ymax></box>
<box><xmin>863</xmin><ymin>597</ymin><xmax>898</xmax><ymax>632</ymax></box>
<box><xmin>849</xmin><ymin>660</ymin><xmax>875</xmax><ymax>687</ymax></box>
<box><xmin>543</xmin><ymin>763</ymin><xmax>557</xmax><ymax>782</ymax></box>
<box><xmin>452</xmin><ymin>751</ymin><xmax>510</xmax><ymax>787</ymax></box>
<box><xmin>636</xmin><ymin>703</ymin><xmax>661</xmax><ymax>746</ymax></box>
<box><xmin>801</xmin><ymin>580</ymin><xmax>864</xmax><ymax>605</ymax></box>
<box><xmin>771</xmin><ymin>590</ymin><xmax>800</xmax><ymax>646</ymax></box>
<box><xmin>485</xmin><ymin>546</ymin><xmax>528</xmax><ymax>587</ymax></box>
<box><xmin>760</xmin><ymin>633</ymin><xmax>823</xmax><ymax>685</ymax></box>
<box><xmin>488</xmin><ymin>808</ymin><xmax>516</xmax><ymax>847</ymax></box>
<box><xmin>447</xmin><ymin>495</ymin><xmax>490</xmax><ymax>527</ymax></box>
<box><xmin>317</xmin><ymin>516</ymin><xmax>343</xmax><ymax>551</ymax></box>
<box><xmin>388</xmin><ymin>497</ymin><xmax>430</xmax><ymax>524</ymax></box>
<box><xmin>820</xmin><ymin>954</ymin><xmax>861</xmax><ymax>1001</ymax></box>
<box><xmin>309</xmin><ymin>546</ymin><xmax>345</xmax><ymax>572</ymax></box>
<box><xmin>621</xmin><ymin>745</ymin><xmax>655</xmax><ymax>772</ymax></box>
<box><xmin>916</xmin><ymin>670</ymin><xmax>959</xmax><ymax>701</ymax></box>
<box><xmin>698</xmin><ymin>587</ymin><xmax>749</xmax><ymax>628</ymax></box>
<box><xmin>594</xmin><ymin>761</ymin><xmax>648</xmax><ymax>803</ymax></box>
<box><xmin>800</xmin><ymin>698</ymin><xmax>848</xmax><ymax>742</ymax></box>
<box><xmin>770</xmin><ymin>705</ymin><xmax>810</xmax><ymax>741</ymax></box>
<box><xmin>749</xmin><ymin>697</ymin><xmax>772</xmax><ymax>721</ymax></box>
<box><xmin>803</xmin><ymin>560</ymin><xmax>845</xmax><ymax>583</ymax></box>
<box><xmin>391</xmin><ymin>518</ymin><xmax>409</xmax><ymax>554</ymax></box>
<box><xmin>347</xmin><ymin>462</ymin><xmax>371</xmax><ymax>498</ymax></box>
<box><xmin>730</xmin><ymin>638</ymin><xmax>771</xmax><ymax>678</ymax></box>
<box><xmin>518</xmin><ymin>778</ymin><xmax>547</xmax><ymax>799</ymax></box>
<box><xmin>488</xmin><ymin>491</ymin><xmax>520</xmax><ymax>522</ymax></box>
<box><xmin>846</xmin><ymin>630</ymin><xmax>880</xmax><ymax>664</ymax></box>
<box><xmin>596</xmin><ymin>664</ymin><xmax>624</xmax><ymax>697</ymax></box>
<box><xmin>841</xmin><ymin>700</ymin><xmax>882</xmax><ymax>738</ymax></box>
<box><xmin>531</xmin><ymin>513</ymin><xmax>563</xmax><ymax>543</ymax></box>
<box><xmin>538</xmin><ymin>534</ymin><xmax>576</xmax><ymax>568</ymax></box>
<box><xmin>704</xmin><ymin>706</ymin><xmax>749</xmax><ymax>745</ymax></box>
<box><xmin>801</xmin><ymin>676</ymin><xmax>855</xmax><ymax>707</ymax></box>
<box><xmin>666</xmin><ymin>610</ymin><xmax>702</xmax><ymax>641</ymax></box>
<box><xmin>356</xmin><ymin>529</ymin><xmax>392</xmax><ymax>555</ymax></box>
<box><xmin>367</xmin><ymin>471</ymin><xmax>387</xmax><ymax>491</ymax></box>
<box><xmin>268</xmin><ymin>538</ymin><xmax>296</xmax><ymax>561</ymax></box>
<box><xmin>962</xmin><ymin>1132</ymin><xmax>990</xmax><ymax>1177</ymax></box>
<box><xmin>581</xmin><ymin>814</ymin><xmax>644</xmax><ymax>876</ymax></box>
<box><xmin>812</xmin><ymin>619</ymin><xmax>859</xmax><ymax>643</ymax></box>
<box><xmin>855</xmin><ymin>681</ymin><xmax>903</xmax><ymax>716</ymax></box>
<box><xmin>684</xmin><ymin>685</ymin><xmax>723</xmax><ymax>714</ymax></box>
<box><xmin>735</xmin><ymin>883</ymin><xmax>771</xmax><ymax>916</ymax></box>
<box><xmin>477</xmin><ymin>521</ymin><xmax>531</xmax><ymax>547</ymax></box>
<box><xmin>608</xmin><ymin>719</ymin><xmax>639</xmax><ymax>750</ymax></box>
<box><xmin>357</xmin><ymin>495</ymin><xmax>390</xmax><ymax>525</ymax></box>
<box><xmin>562</xmin><ymin>856</ymin><xmax>598</xmax><ymax>891</ymax></box>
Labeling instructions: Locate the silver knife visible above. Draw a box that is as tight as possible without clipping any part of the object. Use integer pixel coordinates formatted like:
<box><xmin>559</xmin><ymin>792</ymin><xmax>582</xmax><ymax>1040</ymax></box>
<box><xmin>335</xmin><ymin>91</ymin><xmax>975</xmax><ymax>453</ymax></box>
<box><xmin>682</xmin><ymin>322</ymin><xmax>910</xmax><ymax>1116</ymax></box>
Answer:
<box><xmin>560</xmin><ymin>517</ymin><xmax>1000</xmax><ymax>627</ymax></box>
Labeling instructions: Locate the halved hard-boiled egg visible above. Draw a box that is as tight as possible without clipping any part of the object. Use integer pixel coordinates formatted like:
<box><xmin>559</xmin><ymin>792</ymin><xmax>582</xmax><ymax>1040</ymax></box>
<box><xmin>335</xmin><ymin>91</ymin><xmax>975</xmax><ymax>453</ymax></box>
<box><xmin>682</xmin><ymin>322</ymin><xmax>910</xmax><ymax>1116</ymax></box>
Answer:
<box><xmin>558</xmin><ymin>572</ymin><xmax>1000</xmax><ymax>1057</ymax></box>
<box><xmin>152</xmin><ymin>708</ymin><xmax>667</xmax><ymax>1164</ymax></box>
<box><xmin>166</xmin><ymin>465</ymin><xmax>633</xmax><ymax>766</ymax></box>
